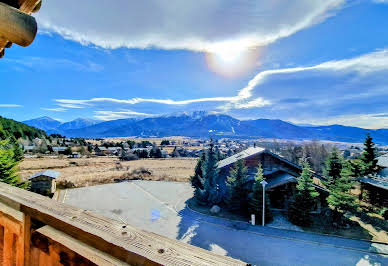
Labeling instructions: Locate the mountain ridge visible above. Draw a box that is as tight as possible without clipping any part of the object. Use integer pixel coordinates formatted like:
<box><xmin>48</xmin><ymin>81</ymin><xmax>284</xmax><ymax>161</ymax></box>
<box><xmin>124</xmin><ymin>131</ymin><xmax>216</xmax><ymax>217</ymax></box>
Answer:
<box><xmin>22</xmin><ymin>113</ymin><xmax>388</xmax><ymax>144</ymax></box>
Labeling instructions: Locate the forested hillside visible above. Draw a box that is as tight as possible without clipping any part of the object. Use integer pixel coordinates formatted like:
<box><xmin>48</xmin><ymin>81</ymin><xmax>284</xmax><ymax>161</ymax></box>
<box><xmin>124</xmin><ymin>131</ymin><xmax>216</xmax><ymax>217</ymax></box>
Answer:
<box><xmin>0</xmin><ymin>116</ymin><xmax>46</xmax><ymax>140</ymax></box>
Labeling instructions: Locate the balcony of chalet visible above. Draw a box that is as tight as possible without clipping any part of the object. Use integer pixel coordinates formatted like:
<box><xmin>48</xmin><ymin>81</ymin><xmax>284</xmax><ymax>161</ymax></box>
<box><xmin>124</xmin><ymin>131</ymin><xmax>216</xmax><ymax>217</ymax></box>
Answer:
<box><xmin>0</xmin><ymin>182</ymin><xmax>245</xmax><ymax>265</ymax></box>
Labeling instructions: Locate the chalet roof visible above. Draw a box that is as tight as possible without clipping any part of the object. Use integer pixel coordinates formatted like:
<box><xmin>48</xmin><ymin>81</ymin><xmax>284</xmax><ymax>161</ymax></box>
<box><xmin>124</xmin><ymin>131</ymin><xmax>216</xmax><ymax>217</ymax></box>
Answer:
<box><xmin>267</xmin><ymin>172</ymin><xmax>297</xmax><ymax>189</ymax></box>
<box><xmin>217</xmin><ymin>147</ymin><xmax>302</xmax><ymax>171</ymax></box>
<box><xmin>377</xmin><ymin>154</ymin><xmax>388</xmax><ymax>168</ymax></box>
<box><xmin>108</xmin><ymin>147</ymin><xmax>122</xmax><ymax>151</ymax></box>
<box><xmin>97</xmin><ymin>146</ymin><xmax>108</xmax><ymax>151</ymax></box>
<box><xmin>52</xmin><ymin>147</ymin><xmax>66</xmax><ymax>152</ymax></box>
<box><xmin>360</xmin><ymin>177</ymin><xmax>388</xmax><ymax>191</ymax></box>
<box><xmin>217</xmin><ymin>147</ymin><xmax>265</xmax><ymax>169</ymax></box>
<box><xmin>29</xmin><ymin>170</ymin><xmax>60</xmax><ymax>180</ymax></box>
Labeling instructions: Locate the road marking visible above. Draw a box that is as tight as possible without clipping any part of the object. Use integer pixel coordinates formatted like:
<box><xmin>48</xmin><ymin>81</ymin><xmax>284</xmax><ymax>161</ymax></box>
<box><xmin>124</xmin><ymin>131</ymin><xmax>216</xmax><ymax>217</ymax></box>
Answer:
<box><xmin>130</xmin><ymin>182</ymin><xmax>177</xmax><ymax>214</ymax></box>
<box><xmin>62</xmin><ymin>189</ymin><xmax>68</xmax><ymax>203</ymax></box>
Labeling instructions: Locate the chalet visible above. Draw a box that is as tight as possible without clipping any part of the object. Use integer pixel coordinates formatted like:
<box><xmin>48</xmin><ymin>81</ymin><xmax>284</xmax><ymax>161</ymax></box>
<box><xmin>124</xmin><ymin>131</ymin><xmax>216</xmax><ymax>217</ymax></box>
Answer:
<box><xmin>70</xmin><ymin>152</ymin><xmax>81</xmax><ymax>158</ymax></box>
<box><xmin>52</xmin><ymin>146</ymin><xmax>67</xmax><ymax>154</ymax></box>
<box><xmin>23</xmin><ymin>145</ymin><xmax>36</xmax><ymax>152</ymax></box>
<box><xmin>108</xmin><ymin>147</ymin><xmax>123</xmax><ymax>155</ymax></box>
<box><xmin>360</xmin><ymin>154</ymin><xmax>388</xmax><ymax>207</ymax></box>
<box><xmin>95</xmin><ymin>146</ymin><xmax>110</xmax><ymax>156</ymax></box>
<box><xmin>29</xmin><ymin>170</ymin><xmax>59</xmax><ymax>196</ymax></box>
<box><xmin>217</xmin><ymin>147</ymin><xmax>328</xmax><ymax>213</ymax></box>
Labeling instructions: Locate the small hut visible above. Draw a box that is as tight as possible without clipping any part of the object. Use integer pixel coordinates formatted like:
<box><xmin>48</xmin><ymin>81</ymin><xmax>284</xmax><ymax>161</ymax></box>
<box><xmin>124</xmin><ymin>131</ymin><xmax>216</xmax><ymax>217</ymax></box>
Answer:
<box><xmin>29</xmin><ymin>170</ymin><xmax>59</xmax><ymax>196</ymax></box>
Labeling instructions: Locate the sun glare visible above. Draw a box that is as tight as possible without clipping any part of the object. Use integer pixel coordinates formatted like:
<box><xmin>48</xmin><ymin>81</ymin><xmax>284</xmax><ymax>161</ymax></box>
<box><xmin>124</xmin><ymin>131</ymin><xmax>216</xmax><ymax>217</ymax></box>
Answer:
<box><xmin>214</xmin><ymin>46</ymin><xmax>245</xmax><ymax>64</ymax></box>
<box><xmin>205</xmin><ymin>44</ymin><xmax>261</xmax><ymax>77</ymax></box>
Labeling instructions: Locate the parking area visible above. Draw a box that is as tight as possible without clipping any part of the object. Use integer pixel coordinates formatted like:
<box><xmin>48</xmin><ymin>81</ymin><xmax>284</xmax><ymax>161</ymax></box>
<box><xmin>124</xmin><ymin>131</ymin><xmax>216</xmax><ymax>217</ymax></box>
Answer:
<box><xmin>59</xmin><ymin>181</ymin><xmax>388</xmax><ymax>265</ymax></box>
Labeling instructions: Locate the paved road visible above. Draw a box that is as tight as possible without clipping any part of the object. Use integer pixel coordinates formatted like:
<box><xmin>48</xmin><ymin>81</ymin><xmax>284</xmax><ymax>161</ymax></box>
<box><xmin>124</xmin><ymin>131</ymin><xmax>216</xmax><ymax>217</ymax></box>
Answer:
<box><xmin>61</xmin><ymin>181</ymin><xmax>388</xmax><ymax>265</ymax></box>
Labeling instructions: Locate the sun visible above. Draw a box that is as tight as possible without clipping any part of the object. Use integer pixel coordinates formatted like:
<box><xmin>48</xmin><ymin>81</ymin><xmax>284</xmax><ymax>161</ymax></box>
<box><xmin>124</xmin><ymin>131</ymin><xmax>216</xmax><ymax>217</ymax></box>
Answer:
<box><xmin>214</xmin><ymin>45</ymin><xmax>245</xmax><ymax>64</ymax></box>
<box><xmin>205</xmin><ymin>43</ymin><xmax>261</xmax><ymax>77</ymax></box>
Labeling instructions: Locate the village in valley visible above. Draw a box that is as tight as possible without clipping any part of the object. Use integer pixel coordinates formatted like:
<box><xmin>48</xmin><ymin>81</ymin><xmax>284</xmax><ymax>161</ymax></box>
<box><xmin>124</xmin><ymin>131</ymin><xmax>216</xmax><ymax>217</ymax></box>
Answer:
<box><xmin>1</xmin><ymin>0</ymin><xmax>388</xmax><ymax>265</ymax></box>
<box><xmin>19</xmin><ymin>132</ymin><xmax>388</xmax><ymax>241</ymax></box>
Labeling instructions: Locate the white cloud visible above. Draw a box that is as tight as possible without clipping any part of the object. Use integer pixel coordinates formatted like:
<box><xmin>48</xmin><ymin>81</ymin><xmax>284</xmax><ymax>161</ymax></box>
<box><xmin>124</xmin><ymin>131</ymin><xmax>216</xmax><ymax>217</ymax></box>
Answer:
<box><xmin>58</xmin><ymin>104</ymin><xmax>85</xmax><ymax>109</ymax></box>
<box><xmin>288</xmin><ymin>113</ymin><xmax>388</xmax><ymax>129</ymax></box>
<box><xmin>94</xmin><ymin>110</ymin><xmax>154</xmax><ymax>121</ymax></box>
<box><xmin>41</xmin><ymin>108</ymin><xmax>67</xmax><ymax>112</ymax></box>
<box><xmin>53</xmin><ymin>49</ymin><xmax>388</xmax><ymax>128</ymax></box>
<box><xmin>5</xmin><ymin>57</ymin><xmax>103</xmax><ymax>72</ymax></box>
<box><xmin>37</xmin><ymin>0</ymin><xmax>344</xmax><ymax>52</ymax></box>
<box><xmin>56</xmin><ymin>96</ymin><xmax>238</xmax><ymax>106</ymax></box>
<box><xmin>0</xmin><ymin>104</ymin><xmax>22</xmax><ymax>108</ymax></box>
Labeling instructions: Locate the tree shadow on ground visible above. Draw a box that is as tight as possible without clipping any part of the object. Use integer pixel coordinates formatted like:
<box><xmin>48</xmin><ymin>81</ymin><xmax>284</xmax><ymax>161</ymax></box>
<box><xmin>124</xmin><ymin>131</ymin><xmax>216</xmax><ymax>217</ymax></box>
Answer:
<box><xmin>175</xmin><ymin>198</ymin><xmax>388</xmax><ymax>266</ymax></box>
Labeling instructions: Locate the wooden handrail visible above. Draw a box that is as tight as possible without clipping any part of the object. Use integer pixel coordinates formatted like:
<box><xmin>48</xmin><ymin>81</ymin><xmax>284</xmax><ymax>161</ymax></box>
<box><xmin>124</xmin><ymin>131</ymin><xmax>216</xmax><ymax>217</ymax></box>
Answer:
<box><xmin>0</xmin><ymin>182</ymin><xmax>246</xmax><ymax>265</ymax></box>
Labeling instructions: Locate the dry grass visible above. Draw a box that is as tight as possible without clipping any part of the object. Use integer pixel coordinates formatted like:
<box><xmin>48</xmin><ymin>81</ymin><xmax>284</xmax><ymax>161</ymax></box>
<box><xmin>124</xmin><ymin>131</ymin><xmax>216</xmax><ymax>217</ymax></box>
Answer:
<box><xmin>19</xmin><ymin>157</ymin><xmax>196</xmax><ymax>188</ymax></box>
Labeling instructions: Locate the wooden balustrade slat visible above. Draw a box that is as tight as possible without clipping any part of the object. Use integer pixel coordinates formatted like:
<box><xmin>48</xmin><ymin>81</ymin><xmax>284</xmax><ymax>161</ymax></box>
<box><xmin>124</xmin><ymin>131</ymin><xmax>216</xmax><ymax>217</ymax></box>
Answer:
<box><xmin>3</xmin><ymin>227</ymin><xmax>14</xmax><ymax>266</ymax></box>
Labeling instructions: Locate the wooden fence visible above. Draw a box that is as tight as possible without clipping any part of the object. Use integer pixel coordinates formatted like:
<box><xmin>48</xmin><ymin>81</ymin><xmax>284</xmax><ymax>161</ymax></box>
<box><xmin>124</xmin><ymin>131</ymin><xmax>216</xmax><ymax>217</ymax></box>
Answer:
<box><xmin>0</xmin><ymin>182</ymin><xmax>245</xmax><ymax>265</ymax></box>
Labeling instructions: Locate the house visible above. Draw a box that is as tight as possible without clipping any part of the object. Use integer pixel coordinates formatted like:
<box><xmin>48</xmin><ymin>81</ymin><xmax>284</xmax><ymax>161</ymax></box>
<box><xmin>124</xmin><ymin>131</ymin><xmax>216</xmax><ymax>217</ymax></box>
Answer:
<box><xmin>217</xmin><ymin>147</ymin><xmax>328</xmax><ymax>213</ymax></box>
<box><xmin>29</xmin><ymin>170</ymin><xmax>59</xmax><ymax>196</ymax></box>
<box><xmin>70</xmin><ymin>152</ymin><xmax>81</xmax><ymax>158</ymax></box>
<box><xmin>95</xmin><ymin>146</ymin><xmax>110</xmax><ymax>156</ymax></box>
<box><xmin>52</xmin><ymin>146</ymin><xmax>67</xmax><ymax>154</ymax></box>
<box><xmin>108</xmin><ymin>147</ymin><xmax>123</xmax><ymax>156</ymax></box>
<box><xmin>23</xmin><ymin>145</ymin><xmax>36</xmax><ymax>152</ymax></box>
<box><xmin>360</xmin><ymin>154</ymin><xmax>388</xmax><ymax>207</ymax></box>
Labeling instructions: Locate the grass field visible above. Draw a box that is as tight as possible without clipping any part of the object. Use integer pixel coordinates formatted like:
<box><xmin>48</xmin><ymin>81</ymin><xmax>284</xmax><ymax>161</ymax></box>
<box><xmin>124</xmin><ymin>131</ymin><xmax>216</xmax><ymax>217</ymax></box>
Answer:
<box><xmin>19</xmin><ymin>157</ymin><xmax>197</xmax><ymax>187</ymax></box>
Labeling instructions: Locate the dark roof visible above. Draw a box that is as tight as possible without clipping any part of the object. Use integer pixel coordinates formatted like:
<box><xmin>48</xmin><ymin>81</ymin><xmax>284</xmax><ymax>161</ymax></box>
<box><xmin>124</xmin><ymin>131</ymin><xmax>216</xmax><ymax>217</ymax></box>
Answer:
<box><xmin>267</xmin><ymin>172</ymin><xmax>297</xmax><ymax>189</ymax></box>
<box><xmin>29</xmin><ymin>170</ymin><xmax>60</xmax><ymax>180</ymax></box>
<box><xmin>360</xmin><ymin>177</ymin><xmax>388</xmax><ymax>190</ymax></box>
<box><xmin>217</xmin><ymin>147</ymin><xmax>265</xmax><ymax>169</ymax></box>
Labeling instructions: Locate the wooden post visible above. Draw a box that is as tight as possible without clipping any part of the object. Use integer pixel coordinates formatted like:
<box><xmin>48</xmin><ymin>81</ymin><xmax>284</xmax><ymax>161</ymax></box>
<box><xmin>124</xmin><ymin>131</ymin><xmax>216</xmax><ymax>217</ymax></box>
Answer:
<box><xmin>0</xmin><ymin>2</ymin><xmax>37</xmax><ymax>47</ymax></box>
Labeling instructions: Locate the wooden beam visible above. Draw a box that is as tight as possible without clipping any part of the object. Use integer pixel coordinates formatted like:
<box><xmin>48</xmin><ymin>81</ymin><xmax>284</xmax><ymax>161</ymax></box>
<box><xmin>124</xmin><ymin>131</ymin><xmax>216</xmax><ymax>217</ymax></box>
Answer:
<box><xmin>18</xmin><ymin>0</ymin><xmax>41</xmax><ymax>14</ymax></box>
<box><xmin>0</xmin><ymin>182</ymin><xmax>246</xmax><ymax>265</ymax></box>
<box><xmin>36</xmin><ymin>226</ymin><xmax>125</xmax><ymax>266</ymax></box>
<box><xmin>0</xmin><ymin>2</ymin><xmax>37</xmax><ymax>47</ymax></box>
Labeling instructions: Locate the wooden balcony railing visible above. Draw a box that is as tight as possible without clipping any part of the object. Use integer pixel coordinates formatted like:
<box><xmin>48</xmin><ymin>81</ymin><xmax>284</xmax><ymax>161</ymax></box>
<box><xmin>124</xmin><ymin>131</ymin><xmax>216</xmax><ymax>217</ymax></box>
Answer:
<box><xmin>0</xmin><ymin>182</ymin><xmax>246</xmax><ymax>265</ymax></box>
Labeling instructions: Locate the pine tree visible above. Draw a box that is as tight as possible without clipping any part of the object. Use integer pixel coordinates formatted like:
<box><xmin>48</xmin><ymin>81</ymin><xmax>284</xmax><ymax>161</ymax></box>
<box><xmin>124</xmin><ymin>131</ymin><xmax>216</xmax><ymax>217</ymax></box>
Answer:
<box><xmin>324</xmin><ymin>148</ymin><xmax>343</xmax><ymax>185</ymax></box>
<box><xmin>201</xmin><ymin>142</ymin><xmax>222</xmax><ymax>205</ymax></box>
<box><xmin>248</xmin><ymin>164</ymin><xmax>271</xmax><ymax>223</ymax></box>
<box><xmin>288</xmin><ymin>162</ymin><xmax>319</xmax><ymax>226</ymax></box>
<box><xmin>327</xmin><ymin>166</ymin><xmax>358</xmax><ymax>222</ymax></box>
<box><xmin>226</xmin><ymin>159</ymin><xmax>249</xmax><ymax>212</ymax></box>
<box><xmin>191</xmin><ymin>152</ymin><xmax>205</xmax><ymax>191</ymax></box>
<box><xmin>9</xmin><ymin>136</ymin><xmax>23</xmax><ymax>162</ymax></box>
<box><xmin>0</xmin><ymin>140</ymin><xmax>28</xmax><ymax>189</ymax></box>
<box><xmin>361</xmin><ymin>134</ymin><xmax>378</xmax><ymax>175</ymax></box>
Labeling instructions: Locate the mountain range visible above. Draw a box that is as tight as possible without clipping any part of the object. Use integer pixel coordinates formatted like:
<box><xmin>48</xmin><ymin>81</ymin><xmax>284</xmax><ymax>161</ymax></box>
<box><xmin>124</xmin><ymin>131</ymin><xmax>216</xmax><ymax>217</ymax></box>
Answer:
<box><xmin>23</xmin><ymin>112</ymin><xmax>388</xmax><ymax>144</ymax></box>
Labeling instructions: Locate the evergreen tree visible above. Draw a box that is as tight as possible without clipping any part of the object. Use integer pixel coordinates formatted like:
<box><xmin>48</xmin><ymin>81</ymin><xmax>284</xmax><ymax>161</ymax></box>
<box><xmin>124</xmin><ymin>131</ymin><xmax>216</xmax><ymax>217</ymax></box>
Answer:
<box><xmin>248</xmin><ymin>164</ymin><xmax>271</xmax><ymax>223</ymax></box>
<box><xmin>64</xmin><ymin>147</ymin><xmax>72</xmax><ymax>156</ymax></box>
<box><xmin>288</xmin><ymin>162</ymin><xmax>319</xmax><ymax>226</ymax></box>
<box><xmin>327</xmin><ymin>166</ymin><xmax>358</xmax><ymax>222</ymax></box>
<box><xmin>201</xmin><ymin>142</ymin><xmax>222</xmax><ymax>205</ymax></box>
<box><xmin>361</xmin><ymin>134</ymin><xmax>378</xmax><ymax>175</ymax></box>
<box><xmin>226</xmin><ymin>159</ymin><xmax>249</xmax><ymax>212</ymax></box>
<box><xmin>9</xmin><ymin>136</ymin><xmax>23</xmax><ymax>162</ymax></box>
<box><xmin>191</xmin><ymin>152</ymin><xmax>205</xmax><ymax>191</ymax></box>
<box><xmin>324</xmin><ymin>148</ymin><xmax>343</xmax><ymax>185</ymax></box>
<box><xmin>171</xmin><ymin>147</ymin><xmax>180</xmax><ymax>158</ymax></box>
<box><xmin>0</xmin><ymin>140</ymin><xmax>28</xmax><ymax>189</ymax></box>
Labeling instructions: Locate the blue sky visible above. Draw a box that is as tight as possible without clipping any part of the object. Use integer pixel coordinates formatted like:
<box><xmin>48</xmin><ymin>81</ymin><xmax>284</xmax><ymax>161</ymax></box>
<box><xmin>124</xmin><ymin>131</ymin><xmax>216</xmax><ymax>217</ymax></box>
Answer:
<box><xmin>0</xmin><ymin>0</ymin><xmax>387</xmax><ymax>129</ymax></box>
